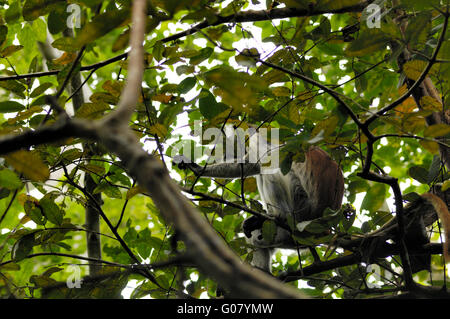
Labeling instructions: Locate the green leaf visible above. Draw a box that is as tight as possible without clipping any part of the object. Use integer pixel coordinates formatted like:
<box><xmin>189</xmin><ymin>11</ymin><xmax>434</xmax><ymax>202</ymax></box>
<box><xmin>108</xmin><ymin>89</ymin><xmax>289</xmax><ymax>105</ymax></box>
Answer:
<box><xmin>11</xmin><ymin>233</ymin><xmax>35</xmax><ymax>262</ymax></box>
<box><xmin>427</xmin><ymin>155</ymin><xmax>441</xmax><ymax>184</ymax></box>
<box><xmin>198</xmin><ymin>89</ymin><xmax>228</xmax><ymax>120</ymax></box>
<box><xmin>40</xmin><ymin>197</ymin><xmax>63</xmax><ymax>225</ymax></box>
<box><xmin>189</xmin><ymin>47</ymin><xmax>213</xmax><ymax>65</ymax></box>
<box><xmin>48</xmin><ymin>4</ymin><xmax>68</xmax><ymax>35</ymax></box>
<box><xmin>18</xmin><ymin>23</ymin><xmax>36</xmax><ymax>50</ymax></box>
<box><xmin>24</xmin><ymin>201</ymin><xmax>46</xmax><ymax>225</ymax></box>
<box><xmin>51</xmin><ymin>37</ymin><xmax>79</xmax><ymax>52</ymax></box>
<box><xmin>297</xmin><ymin>218</ymin><xmax>329</xmax><ymax>234</ymax></box>
<box><xmin>94</xmin><ymin>181</ymin><xmax>122</xmax><ymax>199</ymax></box>
<box><xmin>23</xmin><ymin>0</ymin><xmax>47</xmax><ymax>21</ymax></box>
<box><xmin>420</xmin><ymin>96</ymin><xmax>442</xmax><ymax>112</ymax></box>
<box><xmin>348</xmin><ymin>180</ymin><xmax>369</xmax><ymax>194</ymax></box>
<box><xmin>235</xmin><ymin>48</ymin><xmax>259</xmax><ymax>68</ymax></box>
<box><xmin>0</xmin><ymin>262</ymin><xmax>21</xmax><ymax>271</ymax></box>
<box><xmin>405</xmin><ymin>12</ymin><xmax>431</xmax><ymax>49</ymax></box>
<box><xmin>33</xmin><ymin>17</ymin><xmax>47</xmax><ymax>42</ymax></box>
<box><xmin>0</xmin><ymin>25</ymin><xmax>7</xmax><ymax>47</ymax></box>
<box><xmin>0</xmin><ymin>80</ymin><xmax>26</xmax><ymax>98</ymax></box>
<box><xmin>75</xmin><ymin>8</ymin><xmax>130</xmax><ymax>47</ymax></box>
<box><xmin>403</xmin><ymin>192</ymin><xmax>421</xmax><ymax>202</ymax></box>
<box><xmin>177</xmin><ymin>77</ymin><xmax>196</xmax><ymax>94</ymax></box>
<box><xmin>316</xmin><ymin>0</ymin><xmax>361</xmax><ymax>10</ymax></box>
<box><xmin>442</xmin><ymin>180</ymin><xmax>450</xmax><ymax>192</ymax></box>
<box><xmin>60</xmin><ymin>149</ymin><xmax>83</xmax><ymax>163</ymax></box>
<box><xmin>401</xmin><ymin>0</ymin><xmax>440</xmax><ymax>10</ymax></box>
<box><xmin>262</xmin><ymin>220</ymin><xmax>277</xmax><ymax>243</ymax></box>
<box><xmin>361</xmin><ymin>184</ymin><xmax>387</xmax><ymax>213</ymax></box>
<box><xmin>30</xmin><ymin>82</ymin><xmax>53</xmax><ymax>98</ymax></box>
<box><xmin>0</xmin><ymin>101</ymin><xmax>26</xmax><ymax>113</ymax></box>
<box><xmin>176</xmin><ymin>65</ymin><xmax>195</xmax><ymax>76</ymax></box>
<box><xmin>408</xmin><ymin>165</ymin><xmax>429</xmax><ymax>184</ymax></box>
<box><xmin>112</xmin><ymin>29</ymin><xmax>130</xmax><ymax>52</ymax></box>
<box><xmin>0</xmin><ymin>169</ymin><xmax>23</xmax><ymax>190</ymax></box>
<box><xmin>280</xmin><ymin>152</ymin><xmax>293</xmax><ymax>175</ymax></box>
<box><xmin>23</xmin><ymin>0</ymin><xmax>60</xmax><ymax>21</ymax></box>
<box><xmin>5</xmin><ymin>1</ymin><xmax>21</xmax><ymax>23</ymax></box>
<box><xmin>345</xmin><ymin>29</ymin><xmax>389</xmax><ymax>57</ymax></box>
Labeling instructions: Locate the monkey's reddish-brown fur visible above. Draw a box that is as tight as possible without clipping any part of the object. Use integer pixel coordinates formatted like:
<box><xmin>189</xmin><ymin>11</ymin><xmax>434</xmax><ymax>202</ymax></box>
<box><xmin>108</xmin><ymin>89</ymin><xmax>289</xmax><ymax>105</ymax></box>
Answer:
<box><xmin>297</xmin><ymin>146</ymin><xmax>344</xmax><ymax>218</ymax></box>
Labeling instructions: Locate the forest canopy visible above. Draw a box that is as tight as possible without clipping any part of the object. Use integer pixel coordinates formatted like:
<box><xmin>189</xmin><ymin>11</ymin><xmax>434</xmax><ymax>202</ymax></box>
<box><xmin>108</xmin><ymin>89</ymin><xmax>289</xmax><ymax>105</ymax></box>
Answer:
<box><xmin>0</xmin><ymin>0</ymin><xmax>449</xmax><ymax>299</ymax></box>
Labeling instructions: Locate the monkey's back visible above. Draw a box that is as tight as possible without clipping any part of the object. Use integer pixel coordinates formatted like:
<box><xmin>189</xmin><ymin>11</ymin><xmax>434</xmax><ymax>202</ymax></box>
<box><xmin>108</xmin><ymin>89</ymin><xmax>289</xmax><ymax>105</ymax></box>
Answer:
<box><xmin>292</xmin><ymin>146</ymin><xmax>344</xmax><ymax>220</ymax></box>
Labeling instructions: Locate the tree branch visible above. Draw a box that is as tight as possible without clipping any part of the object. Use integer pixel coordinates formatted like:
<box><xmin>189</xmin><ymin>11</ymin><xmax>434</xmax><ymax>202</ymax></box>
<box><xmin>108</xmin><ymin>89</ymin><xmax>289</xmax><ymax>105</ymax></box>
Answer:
<box><xmin>0</xmin><ymin>2</ymin><xmax>370</xmax><ymax>83</ymax></box>
<box><xmin>108</xmin><ymin>0</ymin><xmax>146</xmax><ymax>122</ymax></box>
<box><xmin>363</xmin><ymin>11</ymin><xmax>449</xmax><ymax>127</ymax></box>
<box><xmin>256</xmin><ymin>58</ymin><xmax>373</xmax><ymax>140</ymax></box>
<box><xmin>163</xmin><ymin>1</ymin><xmax>371</xmax><ymax>43</ymax></box>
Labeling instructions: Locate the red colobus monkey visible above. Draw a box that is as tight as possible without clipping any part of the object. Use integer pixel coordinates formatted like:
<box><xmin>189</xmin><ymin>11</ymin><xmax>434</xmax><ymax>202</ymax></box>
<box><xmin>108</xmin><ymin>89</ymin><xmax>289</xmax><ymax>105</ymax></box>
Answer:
<box><xmin>243</xmin><ymin>146</ymin><xmax>345</xmax><ymax>272</ymax></box>
<box><xmin>177</xmin><ymin>131</ymin><xmax>345</xmax><ymax>273</ymax></box>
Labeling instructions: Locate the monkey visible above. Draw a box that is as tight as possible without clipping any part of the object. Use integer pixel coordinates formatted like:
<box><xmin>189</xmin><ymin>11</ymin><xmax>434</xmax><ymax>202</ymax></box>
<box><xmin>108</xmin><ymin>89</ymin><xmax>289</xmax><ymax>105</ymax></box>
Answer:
<box><xmin>242</xmin><ymin>145</ymin><xmax>345</xmax><ymax>272</ymax></box>
<box><xmin>176</xmin><ymin>129</ymin><xmax>345</xmax><ymax>273</ymax></box>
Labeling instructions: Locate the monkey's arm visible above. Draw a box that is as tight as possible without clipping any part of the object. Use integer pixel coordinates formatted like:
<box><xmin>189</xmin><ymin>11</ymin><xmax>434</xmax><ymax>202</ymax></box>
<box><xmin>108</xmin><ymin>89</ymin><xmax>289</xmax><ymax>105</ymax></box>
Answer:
<box><xmin>174</xmin><ymin>155</ymin><xmax>261</xmax><ymax>178</ymax></box>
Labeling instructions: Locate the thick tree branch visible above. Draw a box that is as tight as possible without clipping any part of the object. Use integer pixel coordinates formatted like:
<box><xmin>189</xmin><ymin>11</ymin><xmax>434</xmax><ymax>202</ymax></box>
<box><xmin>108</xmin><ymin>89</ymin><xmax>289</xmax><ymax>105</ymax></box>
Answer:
<box><xmin>0</xmin><ymin>0</ymin><xmax>305</xmax><ymax>299</ymax></box>
<box><xmin>0</xmin><ymin>117</ymin><xmax>97</xmax><ymax>154</ymax></box>
<box><xmin>109</xmin><ymin>0</ymin><xmax>146</xmax><ymax>121</ymax></box>
<box><xmin>175</xmin><ymin>155</ymin><xmax>261</xmax><ymax>178</ymax></box>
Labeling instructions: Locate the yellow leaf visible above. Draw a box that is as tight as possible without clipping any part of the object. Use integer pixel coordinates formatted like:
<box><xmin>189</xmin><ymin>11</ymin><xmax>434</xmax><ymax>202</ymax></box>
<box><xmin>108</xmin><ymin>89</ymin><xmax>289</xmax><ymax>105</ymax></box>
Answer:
<box><xmin>397</xmin><ymin>84</ymin><xmax>408</xmax><ymax>96</ymax></box>
<box><xmin>102</xmin><ymin>80</ymin><xmax>123</xmax><ymax>97</ymax></box>
<box><xmin>424</xmin><ymin>124</ymin><xmax>450</xmax><ymax>138</ymax></box>
<box><xmin>17</xmin><ymin>194</ymin><xmax>39</xmax><ymax>206</ymax></box>
<box><xmin>403</xmin><ymin>60</ymin><xmax>428</xmax><ymax>81</ymax></box>
<box><xmin>148</xmin><ymin>123</ymin><xmax>167</xmax><ymax>138</ymax></box>
<box><xmin>80</xmin><ymin>164</ymin><xmax>105</xmax><ymax>176</ymax></box>
<box><xmin>5</xmin><ymin>150</ymin><xmax>50</xmax><ymax>182</ymax></box>
<box><xmin>7</xmin><ymin>106</ymin><xmax>43</xmax><ymax>124</ymax></box>
<box><xmin>421</xmin><ymin>96</ymin><xmax>442</xmax><ymax>112</ymax></box>
<box><xmin>243</xmin><ymin>177</ymin><xmax>257</xmax><ymax>193</ymax></box>
<box><xmin>395</xmin><ymin>97</ymin><xmax>416</xmax><ymax>114</ymax></box>
<box><xmin>289</xmin><ymin>105</ymin><xmax>302</xmax><ymax>125</ymax></box>
<box><xmin>126</xmin><ymin>186</ymin><xmax>146</xmax><ymax>200</ymax></box>
<box><xmin>296</xmin><ymin>90</ymin><xmax>316</xmax><ymax>101</ymax></box>
<box><xmin>419</xmin><ymin>139</ymin><xmax>439</xmax><ymax>154</ymax></box>
<box><xmin>312</xmin><ymin>116</ymin><xmax>339</xmax><ymax>137</ymax></box>
<box><xmin>53</xmin><ymin>52</ymin><xmax>76</xmax><ymax>66</ymax></box>
<box><xmin>262</xmin><ymin>69</ymin><xmax>289</xmax><ymax>84</ymax></box>
<box><xmin>442</xmin><ymin>180</ymin><xmax>450</xmax><ymax>192</ymax></box>
<box><xmin>272</xmin><ymin>86</ymin><xmax>291</xmax><ymax>97</ymax></box>
<box><xmin>151</xmin><ymin>94</ymin><xmax>173</xmax><ymax>104</ymax></box>
<box><xmin>75</xmin><ymin>102</ymin><xmax>110</xmax><ymax>119</ymax></box>
<box><xmin>0</xmin><ymin>45</ymin><xmax>23</xmax><ymax>57</ymax></box>
<box><xmin>402</xmin><ymin>113</ymin><xmax>426</xmax><ymax>134</ymax></box>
